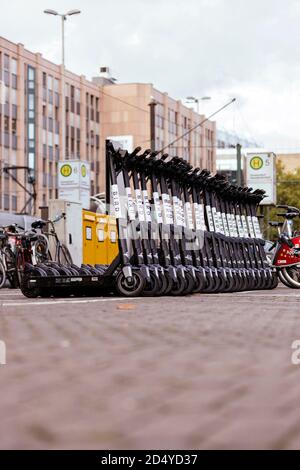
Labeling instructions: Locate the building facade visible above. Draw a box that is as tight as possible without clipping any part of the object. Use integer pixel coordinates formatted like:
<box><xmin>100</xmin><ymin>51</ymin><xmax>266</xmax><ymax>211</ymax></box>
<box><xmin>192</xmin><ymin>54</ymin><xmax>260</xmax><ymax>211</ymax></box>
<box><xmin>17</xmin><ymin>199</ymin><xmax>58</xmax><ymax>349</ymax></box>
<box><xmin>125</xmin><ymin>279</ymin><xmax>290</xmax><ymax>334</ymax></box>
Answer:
<box><xmin>276</xmin><ymin>151</ymin><xmax>300</xmax><ymax>173</ymax></box>
<box><xmin>99</xmin><ymin>82</ymin><xmax>216</xmax><ymax>172</ymax></box>
<box><xmin>0</xmin><ymin>36</ymin><xmax>101</xmax><ymax>214</ymax></box>
<box><xmin>0</xmin><ymin>36</ymin><xmax>217</xmax><ymax>215</ymax></box>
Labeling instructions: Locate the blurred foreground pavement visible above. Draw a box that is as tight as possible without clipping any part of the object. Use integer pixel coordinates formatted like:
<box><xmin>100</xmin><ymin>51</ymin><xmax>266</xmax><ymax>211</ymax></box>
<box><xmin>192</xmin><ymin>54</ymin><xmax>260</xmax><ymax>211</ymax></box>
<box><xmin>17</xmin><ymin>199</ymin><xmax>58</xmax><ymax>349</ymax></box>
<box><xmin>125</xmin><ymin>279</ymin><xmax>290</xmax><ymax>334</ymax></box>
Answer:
<box><xmin>0</xmin><ymin>285</ymin><xmax>300</xmax><ymax>450</ymax></box>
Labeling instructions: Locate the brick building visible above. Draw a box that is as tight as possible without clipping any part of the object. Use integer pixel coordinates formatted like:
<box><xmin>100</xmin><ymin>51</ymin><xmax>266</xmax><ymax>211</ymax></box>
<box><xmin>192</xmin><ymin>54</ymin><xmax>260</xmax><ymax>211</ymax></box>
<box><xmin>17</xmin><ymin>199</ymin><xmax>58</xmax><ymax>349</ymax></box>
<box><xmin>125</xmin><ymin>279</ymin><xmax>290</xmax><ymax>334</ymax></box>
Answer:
<box><xmin>0</xmin><ymin>36</ymin><xmax>216</xmax><ymax>215</ymax></box>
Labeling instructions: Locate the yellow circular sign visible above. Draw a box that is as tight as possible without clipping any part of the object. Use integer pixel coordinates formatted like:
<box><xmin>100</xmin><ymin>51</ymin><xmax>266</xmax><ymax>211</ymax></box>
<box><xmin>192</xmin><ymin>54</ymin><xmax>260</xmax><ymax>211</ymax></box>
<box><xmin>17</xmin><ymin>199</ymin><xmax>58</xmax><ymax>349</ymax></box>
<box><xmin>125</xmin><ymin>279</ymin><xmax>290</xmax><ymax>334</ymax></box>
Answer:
<box><xmin>250</xmin><ymin>156</ymin><xmax>264</xmax><ymax>170</ymax></box>
<box><xmin>81</xmin><ymin>164</ymin><xmax>87</xmax><ymax>178</ymax></box>
<box><xmin>60</xmin><ymin>164</ymin><xmax>72</xmax><ymax>178</ymax></box>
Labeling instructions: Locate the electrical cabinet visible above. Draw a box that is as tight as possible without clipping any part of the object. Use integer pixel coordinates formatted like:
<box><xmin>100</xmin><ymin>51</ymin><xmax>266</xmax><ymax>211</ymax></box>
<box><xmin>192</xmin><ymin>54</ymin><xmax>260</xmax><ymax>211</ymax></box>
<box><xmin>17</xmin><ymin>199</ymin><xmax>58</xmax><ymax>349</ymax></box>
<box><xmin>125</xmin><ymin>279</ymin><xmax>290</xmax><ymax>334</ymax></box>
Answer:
<box><xmin>48</xmin><ymin>200</ymin><xmax>83</xmax><ymax>266</ymax></box>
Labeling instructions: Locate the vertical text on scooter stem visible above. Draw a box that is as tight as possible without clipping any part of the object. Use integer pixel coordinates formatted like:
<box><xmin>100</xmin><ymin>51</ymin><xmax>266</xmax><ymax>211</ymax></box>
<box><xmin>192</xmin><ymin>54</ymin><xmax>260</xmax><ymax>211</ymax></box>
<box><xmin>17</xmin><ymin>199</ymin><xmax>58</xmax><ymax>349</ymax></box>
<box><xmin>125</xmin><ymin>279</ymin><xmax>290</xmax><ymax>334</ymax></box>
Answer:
<box><xmin>0</xmin><ymin>341</ymin><xmax>6</xmax><ymax>365</ymax></box>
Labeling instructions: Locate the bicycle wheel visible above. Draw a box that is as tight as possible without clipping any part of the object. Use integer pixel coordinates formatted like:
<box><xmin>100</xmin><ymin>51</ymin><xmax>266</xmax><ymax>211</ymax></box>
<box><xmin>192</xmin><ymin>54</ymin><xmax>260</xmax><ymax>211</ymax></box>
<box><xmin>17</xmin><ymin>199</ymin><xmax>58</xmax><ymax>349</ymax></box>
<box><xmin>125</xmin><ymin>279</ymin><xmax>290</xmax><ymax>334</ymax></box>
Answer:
<box><xmin>58</xmin><ymin>244</ymin><xmax>73</xmax><ymax>265</ymax></box>
<box><xmin>3</xmin><ymin>247</ymin><xmax>18</xmax><ymax>289</ymax></box>
<box><xmin>34</xmin><ymin>235</ymin><xmax>50</xmax><ymax>263</ymax></box>
<box><xmin>282</xmin><ymin>266</ymin><xmax>300</xmax><ymax>289</ymax></box>
<box><xmin>0</xmin><ymin>257</ymin><xmax>6</xmax><ymax>288</ymax></box>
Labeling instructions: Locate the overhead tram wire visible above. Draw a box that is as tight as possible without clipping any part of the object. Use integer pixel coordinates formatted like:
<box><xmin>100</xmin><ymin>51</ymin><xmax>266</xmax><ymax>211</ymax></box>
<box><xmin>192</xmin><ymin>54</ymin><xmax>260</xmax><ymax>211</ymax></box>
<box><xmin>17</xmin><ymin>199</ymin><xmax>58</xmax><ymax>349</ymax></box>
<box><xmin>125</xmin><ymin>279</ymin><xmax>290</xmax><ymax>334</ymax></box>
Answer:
<box><xmin>158</xmin><ymin>98</ymin><xmax>236</xmax><ymax>154</ymax></box>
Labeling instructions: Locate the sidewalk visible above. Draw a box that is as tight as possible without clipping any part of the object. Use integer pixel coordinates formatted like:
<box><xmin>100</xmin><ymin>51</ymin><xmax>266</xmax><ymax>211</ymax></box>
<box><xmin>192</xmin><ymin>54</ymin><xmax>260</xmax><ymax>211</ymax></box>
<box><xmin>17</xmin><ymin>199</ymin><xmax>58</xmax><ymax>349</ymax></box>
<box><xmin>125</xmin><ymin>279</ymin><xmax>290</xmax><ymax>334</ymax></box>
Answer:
<box><xmin>0</xmin><ymin>286</ymin><xmax>299</xmax><ymax>449</ymax></box>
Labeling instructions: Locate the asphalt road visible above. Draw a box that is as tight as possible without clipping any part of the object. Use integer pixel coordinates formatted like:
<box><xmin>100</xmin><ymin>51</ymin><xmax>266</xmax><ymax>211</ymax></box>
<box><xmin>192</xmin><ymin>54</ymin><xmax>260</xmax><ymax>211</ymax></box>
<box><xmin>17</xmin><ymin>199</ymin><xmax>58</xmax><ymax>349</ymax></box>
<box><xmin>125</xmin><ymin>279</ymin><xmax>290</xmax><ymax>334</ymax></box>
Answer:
<box><xmin>0</xmin><ymin>285</ymin><xmax>300</xmax><ymax>450</ymax></box>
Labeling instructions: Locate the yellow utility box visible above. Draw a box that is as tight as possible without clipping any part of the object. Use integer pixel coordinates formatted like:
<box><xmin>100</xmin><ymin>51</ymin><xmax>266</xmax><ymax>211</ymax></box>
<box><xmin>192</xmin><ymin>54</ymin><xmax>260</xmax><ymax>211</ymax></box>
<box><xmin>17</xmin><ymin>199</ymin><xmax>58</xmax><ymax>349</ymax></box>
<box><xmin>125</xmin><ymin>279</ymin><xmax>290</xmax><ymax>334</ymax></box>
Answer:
<box><xmin>82</xmin><ymin>211</ymin><xmax>97</xmax><ymax>265</ymax></box>
<box><xmin>82</xmin><ymin>210</ymin><xmax>118</xmax><ymax>266</ymax></box>
<box><xmin>95</xmin><ymin>214</ymin><xmax>109</xmax><ymax>265</ymax></box>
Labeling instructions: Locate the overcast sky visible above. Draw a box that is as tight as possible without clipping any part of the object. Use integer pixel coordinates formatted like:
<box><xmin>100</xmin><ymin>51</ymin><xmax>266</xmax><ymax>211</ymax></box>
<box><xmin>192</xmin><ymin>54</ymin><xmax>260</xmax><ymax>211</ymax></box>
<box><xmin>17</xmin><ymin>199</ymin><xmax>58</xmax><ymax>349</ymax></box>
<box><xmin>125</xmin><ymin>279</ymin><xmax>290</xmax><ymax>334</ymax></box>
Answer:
<box><xmin>1</xmin><ymin>0</ymin><xmax>300</xmax><ymax>150</ymax></box>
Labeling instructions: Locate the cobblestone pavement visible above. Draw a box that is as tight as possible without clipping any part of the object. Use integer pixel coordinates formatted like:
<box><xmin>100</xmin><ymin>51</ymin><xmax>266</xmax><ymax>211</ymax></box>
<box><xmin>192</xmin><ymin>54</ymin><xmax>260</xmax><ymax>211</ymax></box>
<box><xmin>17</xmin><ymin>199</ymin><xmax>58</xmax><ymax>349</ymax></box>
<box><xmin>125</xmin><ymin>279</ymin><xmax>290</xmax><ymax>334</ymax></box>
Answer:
<box><xmin>0</xmin><ymin>285</ymin><xmax>300</xmax><ymax>450</ymax></box>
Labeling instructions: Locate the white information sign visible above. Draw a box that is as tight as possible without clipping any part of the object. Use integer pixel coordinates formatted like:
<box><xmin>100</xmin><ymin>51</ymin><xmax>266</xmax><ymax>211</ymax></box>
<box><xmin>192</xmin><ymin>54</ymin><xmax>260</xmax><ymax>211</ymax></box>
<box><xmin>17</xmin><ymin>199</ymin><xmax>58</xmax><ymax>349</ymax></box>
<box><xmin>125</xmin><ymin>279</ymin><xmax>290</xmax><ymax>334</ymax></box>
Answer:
<box><xmin>245</xmin><ymin>153</ymin><xmax>277</xmax><ymax>205</ymax></box>
<box><xmin>58</xmin><ymin>160</ymin><xmax>91</xmax><ymax>209</ymax></box>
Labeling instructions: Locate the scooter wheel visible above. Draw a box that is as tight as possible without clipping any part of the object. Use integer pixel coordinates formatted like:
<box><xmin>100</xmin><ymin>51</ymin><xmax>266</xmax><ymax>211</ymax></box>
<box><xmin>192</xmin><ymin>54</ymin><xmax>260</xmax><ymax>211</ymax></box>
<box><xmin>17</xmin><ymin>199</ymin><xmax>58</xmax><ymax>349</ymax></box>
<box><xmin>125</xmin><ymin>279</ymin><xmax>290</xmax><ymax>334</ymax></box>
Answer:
<box><xmin>201</xmin><ymin>269</ymin><xmax>220</xmax><ymax>293</ymax></box>
<box><xmin>142</xmin><ymin>270</ymin><xmax>161</xmax><ymax>297</ymax></box>
<box><xmin>116</xmin><ymin>270</ymin><xmax>146</xmax><ymax>297</ymax></box>
<box><xmin>269</xmin><ymin>272</ymin><xmax>279</xmax><ymax>289</ymax></box>
<box><xmin>170</xmin><ymin>272</ymin><xmax>186</xmax><ymax>296</ymax></box>
<box><xmin>162</xmin><ymin>271</ymin><xmax>174</xmax><ymax>296</ymax></box>
<box><xmin>155</xmin><ymin>271</ymin><xmax>169</xmax><ymax>296</ymax></box>
<box><xmin>221</xmin><ymin>269</ymin><xmax>237</xmax><ymax>293</ymax></box>
<box><xmin>182</xmin><ymin>270</ymin><xmax>197</xmax><ymax>295</ymax></box>
<box><xmin>192</xmin><ymin>270</ymin><xmax>206</xmax><ymax>294</ymax></box>
<box><xmin>20</xmin><ymin>268</ymin><xmax>43</xmax><ymax>298</ymax></box>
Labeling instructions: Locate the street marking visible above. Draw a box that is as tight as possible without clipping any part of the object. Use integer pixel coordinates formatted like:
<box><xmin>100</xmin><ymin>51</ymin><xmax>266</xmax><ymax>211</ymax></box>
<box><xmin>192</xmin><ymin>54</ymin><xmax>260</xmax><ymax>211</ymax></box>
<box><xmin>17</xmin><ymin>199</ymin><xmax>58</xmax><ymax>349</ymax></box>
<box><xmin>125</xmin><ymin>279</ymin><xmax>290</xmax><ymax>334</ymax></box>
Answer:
<box><xmin>1</xmin><ymin>297</ymin><xmax>147</xmax><ymax>307</ymax></box>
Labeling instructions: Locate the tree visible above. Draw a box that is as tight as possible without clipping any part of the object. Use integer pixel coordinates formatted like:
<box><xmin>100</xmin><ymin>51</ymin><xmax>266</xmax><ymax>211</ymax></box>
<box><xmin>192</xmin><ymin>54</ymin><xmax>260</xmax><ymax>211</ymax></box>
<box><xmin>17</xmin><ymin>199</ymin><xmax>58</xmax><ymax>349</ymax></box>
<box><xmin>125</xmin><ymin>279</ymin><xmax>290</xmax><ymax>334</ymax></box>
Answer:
<box><xmin>267</xmin><ymin>161</ymin><xmax>300</xmax><ymax>238</ymax></box>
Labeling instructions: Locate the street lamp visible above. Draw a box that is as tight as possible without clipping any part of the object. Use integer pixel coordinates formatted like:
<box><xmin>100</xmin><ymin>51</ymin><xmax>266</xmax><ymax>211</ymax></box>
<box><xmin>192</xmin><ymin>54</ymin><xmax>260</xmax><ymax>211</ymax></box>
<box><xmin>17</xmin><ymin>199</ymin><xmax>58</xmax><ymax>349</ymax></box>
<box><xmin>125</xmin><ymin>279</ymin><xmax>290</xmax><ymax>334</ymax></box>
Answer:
<box><xmin>44</xmin><ymin>9</ymin><xmax>81</xmax><ymax>161</ymax></box>
<box><xmin>44</xmin><ymin>9</ymin><xmax>81</xmax><ymax>67</ymax></box>
<box><xmin>186</xmin><ymin>96</ymin><xmax>211</xmax><ymax>114</ymax></box>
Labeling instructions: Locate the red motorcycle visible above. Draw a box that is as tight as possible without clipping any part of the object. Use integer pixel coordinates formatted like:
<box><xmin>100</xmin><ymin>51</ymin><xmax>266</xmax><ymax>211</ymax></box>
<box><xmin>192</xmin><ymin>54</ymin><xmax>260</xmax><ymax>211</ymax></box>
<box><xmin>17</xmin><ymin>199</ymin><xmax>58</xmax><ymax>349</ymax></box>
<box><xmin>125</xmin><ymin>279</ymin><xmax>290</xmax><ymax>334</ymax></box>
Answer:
<box><xmin>268</xmin><ymin>205</ymin><xmax>300</xmax><ymax>288</ymax></box>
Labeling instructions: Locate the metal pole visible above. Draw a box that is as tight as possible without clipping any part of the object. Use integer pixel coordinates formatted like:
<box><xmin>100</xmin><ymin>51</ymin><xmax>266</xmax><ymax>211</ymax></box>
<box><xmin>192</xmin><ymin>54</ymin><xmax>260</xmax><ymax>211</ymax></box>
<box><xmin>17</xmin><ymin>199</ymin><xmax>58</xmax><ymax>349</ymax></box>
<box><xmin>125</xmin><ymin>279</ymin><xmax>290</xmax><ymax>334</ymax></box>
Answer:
<box><xmin>61</xmin><ymin>15</ymin><xmax>65</xmax><ymax>67</ymax></box>
<box><xmin>61</xmin><ymin>15</ymin><xmax>66</xmax><ymax>159</ymax></box>
<box><xmin>149</xmin><ymin>100</ymin><xmax>157</xmax><ymax>152</ymax></box>
<box><xmin>236</xmin><ymin>143</ymin><xmax>242</xmax><ymax>186</ymax></box>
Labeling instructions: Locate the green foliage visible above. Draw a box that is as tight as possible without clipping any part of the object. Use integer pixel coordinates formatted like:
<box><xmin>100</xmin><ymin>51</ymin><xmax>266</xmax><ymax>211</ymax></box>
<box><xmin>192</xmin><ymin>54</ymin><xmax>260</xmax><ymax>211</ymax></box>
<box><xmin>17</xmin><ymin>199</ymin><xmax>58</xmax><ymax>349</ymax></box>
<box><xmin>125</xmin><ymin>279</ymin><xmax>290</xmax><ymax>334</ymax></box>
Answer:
<box><xmin>266</xmin><ymin>161</ymin><xmax>300</xmax><ymax>239</ymax></box>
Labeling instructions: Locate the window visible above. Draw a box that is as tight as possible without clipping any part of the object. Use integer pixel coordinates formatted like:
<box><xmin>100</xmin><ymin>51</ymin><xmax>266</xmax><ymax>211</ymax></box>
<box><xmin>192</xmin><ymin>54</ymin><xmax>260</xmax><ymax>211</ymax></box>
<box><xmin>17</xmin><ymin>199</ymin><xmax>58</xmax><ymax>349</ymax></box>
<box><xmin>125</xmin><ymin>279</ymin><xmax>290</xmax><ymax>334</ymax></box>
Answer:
<box><xmin>4</xmin><ymin>70</ymin><xmax>9</xmax><ymax>86</ymax></box>
<box><xmin>28</xmin><ymin>123</ymin><xmax>35</xmax><ymax>139</ymax></box>
<box><xmin>4</xmin><ymin>194</ymin><xmax>9</xmax><ymax>211</ymax></box>
<box><xmin>11</xmin><ymin>89</ymin><xmax>17</xmax><ymax>105</ymax></box>
<box><xmin>29</xmin><ymin>95</ymin><xmax>35</xmax><ymax>111</ymax></box>
<box><xmin>48</xmin><ymin>132</ymin><xmax>53</xmax><ymax>146</ymax></box>
<box><xmin>4</xmin><ymin>116</ymin><xmax>9</xmax><ymax>132</ymax></box>
<box><xmin>12</xmin><ymin>118</ymin><xmax>17</xmax><ymax>134</ymax></box>
<box><xmin>48</xmin><ymin>103</ymin><xmax>53</xmax><ymax>118</ymax></box>
<box><xmin>47</xmin><ymin>75</ymin><xmax>53</xmax><ymax>90</ymax></box>
<box><xmin>4</xmin><ymin>55</ymin><xmax>9</xmax><ymax>70</ymax></box>
<box><xmin>12</xmin><ymin>104</ymin><xmax>17</xmax><ymax>119</ymax></box>
<box><xmin>43</xmin><ymin>72</ymin><xmax>47</xmax><ymax>87</ymax></box>
<box><xmin>54</xmin><ymin>78</ymin><xmax>59</xmax><ymax>92</ymax></box>
<box><xmin>28</xmin><ymin>67</ymin><xmax>35</xmax><ymax>81</ymax></box>
<box><xmin>12</xmin><ymin>195</ymin><xmax>17</xmax><ymax>212</ymax></box>
<box><xmin>12</xmin><ymin>73</ymin><xmax>17</xmax><ymax>90</ymax></box>
<box><xmin>4</xmin><ymin>86</ymin><xmax>9</xmax><ymax>104</ymax></box>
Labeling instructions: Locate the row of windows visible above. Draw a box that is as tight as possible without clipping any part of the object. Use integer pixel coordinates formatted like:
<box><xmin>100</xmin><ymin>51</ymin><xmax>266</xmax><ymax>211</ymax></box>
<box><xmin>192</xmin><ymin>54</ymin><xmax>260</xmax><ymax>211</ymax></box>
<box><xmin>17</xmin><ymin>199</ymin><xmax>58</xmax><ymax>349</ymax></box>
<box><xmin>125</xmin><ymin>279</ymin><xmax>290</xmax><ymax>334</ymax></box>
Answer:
<box><xmin>0</xmin><ymin>194</ymin><xmax>17</xmax><ymax>212</ymax></box>
<box><xmin>0</xmin><ymin>53</ymin><xmax>18</xmax><ymax>74</ymax></box>
<box><xmin>1</xmin><ymin>70</ymin><xmax>17</xmax><ymax>89</ymax></box>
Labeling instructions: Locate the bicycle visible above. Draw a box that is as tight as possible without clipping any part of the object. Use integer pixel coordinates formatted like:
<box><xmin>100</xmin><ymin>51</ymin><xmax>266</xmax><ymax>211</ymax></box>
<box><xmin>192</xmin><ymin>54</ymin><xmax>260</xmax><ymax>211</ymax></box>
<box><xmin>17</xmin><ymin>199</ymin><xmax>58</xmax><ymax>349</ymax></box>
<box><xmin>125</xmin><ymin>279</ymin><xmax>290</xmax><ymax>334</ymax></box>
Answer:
<box><xmin>268</xmin><ymin>205</ymin><xmax>300</xmax><ymax>288</ymax></box>
<box><xmin>31</xmin><ymin>213</ymin><xmax>73</xmax><ymax>265</ymax></box>
<box><xmin>0</xmin><ymin>226</ymin><xmax>22</xmax><ymax>288</ymax></box>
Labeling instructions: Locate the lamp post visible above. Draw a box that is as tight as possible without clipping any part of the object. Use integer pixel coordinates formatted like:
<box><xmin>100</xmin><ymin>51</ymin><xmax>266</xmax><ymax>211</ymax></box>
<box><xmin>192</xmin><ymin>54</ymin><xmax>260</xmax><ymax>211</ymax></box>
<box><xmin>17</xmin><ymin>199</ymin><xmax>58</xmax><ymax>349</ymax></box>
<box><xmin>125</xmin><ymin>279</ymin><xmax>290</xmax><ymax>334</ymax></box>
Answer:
<box><xmin>44</xmin><ymin>9</ymin><xmax>81</xmax><ymax>161</ymax></box>
<box><xmin>44</xmin><ymin>9</ymin><xmax>81</xmax><ymax>67</ymax></box>
<box><xmin>186</xmin><ymin>96</ymin><xmax>211</xmax><ymax>114</ymax></box>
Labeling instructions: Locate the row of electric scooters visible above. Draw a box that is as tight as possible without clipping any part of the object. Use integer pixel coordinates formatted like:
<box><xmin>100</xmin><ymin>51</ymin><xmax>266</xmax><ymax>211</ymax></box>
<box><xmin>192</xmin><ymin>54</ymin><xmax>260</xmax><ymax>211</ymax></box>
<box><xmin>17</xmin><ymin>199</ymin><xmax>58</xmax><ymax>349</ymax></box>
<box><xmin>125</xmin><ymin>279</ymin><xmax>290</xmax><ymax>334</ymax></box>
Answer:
<box><xmin>106</xmin><ymin>142</ymin><xmax>278</xmax><ymax>296</ymax></box>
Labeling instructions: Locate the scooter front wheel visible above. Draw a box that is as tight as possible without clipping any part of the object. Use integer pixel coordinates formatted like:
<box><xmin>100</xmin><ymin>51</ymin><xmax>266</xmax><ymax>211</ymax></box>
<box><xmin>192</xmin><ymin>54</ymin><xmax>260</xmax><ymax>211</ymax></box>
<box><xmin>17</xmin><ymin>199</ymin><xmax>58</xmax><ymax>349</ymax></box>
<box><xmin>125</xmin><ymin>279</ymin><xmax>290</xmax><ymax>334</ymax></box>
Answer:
<box><xmin>142</xmin><ymin>270</ymin><xmax>161</xmax><ymax>297</ymax></box>
<box><xmin>170</xmin><ymin>272</ymin><xmax>186</xmax><ymax>296</ymax></box>
<box><xmin>116</xmin><ymin>270</ymin><xmax>146</xmax><ymax>297</ymax></box>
